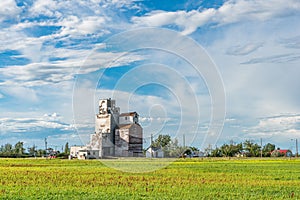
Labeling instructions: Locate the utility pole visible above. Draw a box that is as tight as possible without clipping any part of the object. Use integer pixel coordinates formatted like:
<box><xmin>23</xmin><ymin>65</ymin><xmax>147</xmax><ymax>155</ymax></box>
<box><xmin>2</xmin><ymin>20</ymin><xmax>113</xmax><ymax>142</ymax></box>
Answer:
<box><xmin>260</xmin><ymin>138</ymin><xmax>263</xmax><ymax>158</ymax></box>
<box><xmin>150</xmin><ymin>134</ymin><xmax>153</xmax><ymax>158</ymax></box>
<box><xmin>151</xmin><ymin>134</ymin><xmax>153</xmax><ymax>147</ymax></box>
<box><xmin>296</xmin><ymin>139</ymin><xmax>298</xmax><ymax>158</ymax></box>
<box><xmin>33</xmin><ymin>144</ymin><xmax>37</xmax><ymax>158</ymax></box>
<box><xmin>44</xmin><ymin>137</ymin><xmax>47</xmax><ymax>158</ymax></box>
<box><xmin>183</xmin><ymin>133</ymin><xmax>186</xmax><ymax>148</ymax></box>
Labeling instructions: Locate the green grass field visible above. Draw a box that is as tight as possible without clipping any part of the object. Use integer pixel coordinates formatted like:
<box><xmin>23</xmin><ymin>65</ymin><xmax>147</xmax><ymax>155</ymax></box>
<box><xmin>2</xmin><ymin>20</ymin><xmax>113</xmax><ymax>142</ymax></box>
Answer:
<box><xmin>0</xmin><ymin>158</ymin><xmax>299</xmax><ymax>199</ymax></box>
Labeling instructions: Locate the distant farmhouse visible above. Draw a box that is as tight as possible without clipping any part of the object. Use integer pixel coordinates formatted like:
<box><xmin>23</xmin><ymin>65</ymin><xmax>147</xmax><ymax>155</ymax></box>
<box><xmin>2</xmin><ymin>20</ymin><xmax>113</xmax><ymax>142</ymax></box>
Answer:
<box><xmin>70</xmin><ymin>98</ymin><xmax>143</xmax><ymax>159</ymax></box>
<box><xmin>271</xmin><ymin>149</ymin><xmax>292</xmax><ymax>157</ymax></box>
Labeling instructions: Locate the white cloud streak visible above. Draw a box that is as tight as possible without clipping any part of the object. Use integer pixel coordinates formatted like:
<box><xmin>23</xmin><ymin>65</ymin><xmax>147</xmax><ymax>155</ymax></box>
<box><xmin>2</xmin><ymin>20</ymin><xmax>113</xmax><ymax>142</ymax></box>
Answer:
<box><xmin>132</xmin><ymin>0</ymin><xmax>300</xmax><ymax>35</ymax></box>
<box><xmin>0</xmin><ymin>113</ymin><xmax>74</xmax><ymax>134</ymax></box>
<box><xmin>226</xmin><ymin>43</ymin><xmax>263</xmax><ymax>56</ymax></box>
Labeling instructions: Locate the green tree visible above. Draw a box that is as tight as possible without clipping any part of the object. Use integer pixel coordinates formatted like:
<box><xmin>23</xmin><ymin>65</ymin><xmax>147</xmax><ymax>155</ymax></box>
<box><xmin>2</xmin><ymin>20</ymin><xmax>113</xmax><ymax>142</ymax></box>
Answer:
<box><xmin>4</xmin><ymin>143</ymin><xmax>13</xmax><ymax>156</ymax></box>
<box><xmin>220</xmin><ymin>144</ymin><xmax>232</xmax><ymax>157</ymax></box>
<box><xmin>169</xmin><ymin>146</ymin><xmax>185</xmax><ymax>157</ymax></box>
<box><xmin>262</xmin><ymin>143</ymin><xmax>275</xmax><ymax>157</ymax></box>
<box><xmin>152</xmin><ymin>134</ymin><xmax>171</xmax><ymax>148</ymax></box>
<box><xmin>204</xmin><ymin>144</ymin><xmax>213</xmax><ymax>156</ymax></box>
<box><xmin>219</xmin><ymin>141</ymin><xmax>243</xmax><ymax>157</ymax></box>
<box><xmin>0</xmin><ymin>144</ymin><xmax>13</xmax><ymax>156</ymax></box>
<box><xmin>167</xmin><ymin>138</ymin><xmax>186</xmax><ymax>157</ymax></box>
<box><xmin>243</xmin><ymin>140</ymin><xmax>261</xmax><ymax>157</ymax></box>
<box><xmin>36</xmin><ymin>149</ymin><xmax>46</xmax><ymax>157</ymax></box>
<box><xmin>28</xmin><ymin>145</ymin><xmax>37</xmax><ymax>156</ymax></box>
<box><xmin>64</xmin><ymin>142</ymin><xmax>69</xmax><ymax>154</ymax></box>
<box><xmin>211</xmin><ymin>147</ymin><xmax>222</xmax><ymax>157</ymax></box>
<box><xmin>14</xmin><ymin>141</ymin><xmax>25</xmax><ymax>156</ymax></box>
<box><xmin>184</xmin><ymin>146</ymin><xmax>199</xmax><ymax>156</ymax></box>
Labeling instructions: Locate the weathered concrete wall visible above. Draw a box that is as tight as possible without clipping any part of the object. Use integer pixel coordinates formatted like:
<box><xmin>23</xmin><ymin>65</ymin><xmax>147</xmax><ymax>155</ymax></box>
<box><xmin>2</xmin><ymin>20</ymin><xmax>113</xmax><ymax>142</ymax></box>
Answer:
<box><xmin>114</xmin><ymin>123</ymin><xmax>143</xmax><ymax>157</ymax></box>
<box><xmin>114</xmin><ymin>128</ymin><xmax>129</xmax><ymax>156</ymax></box>
<box><xmin>128</xmin><ymin>124</ymin><xmax>143</xmax><ymax>154</ymax></box>
<box><xmin>95</xmin><ymin>114</ymin><xmax>111</xmax><ymax>133</ymax></box>
<box><xmin>94</xmin><ymin>98</ymin><xmax>121</xmax><ymax>157</ymax></box>
<box><xmin>119</xmin><ymin>115</ymin><xmax>134</xmax><ymax>125</ymax></box>
<box><xmin>119</xmin><ymin>112</ymin><xmax>139</xmax><ymax>125</ymax></box>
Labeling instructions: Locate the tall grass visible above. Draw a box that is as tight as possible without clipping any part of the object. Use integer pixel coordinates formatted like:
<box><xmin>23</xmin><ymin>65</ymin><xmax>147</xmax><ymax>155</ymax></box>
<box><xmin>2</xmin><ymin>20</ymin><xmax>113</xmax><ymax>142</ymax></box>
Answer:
<box><xmin>0</xmin><ymin>158</ymin><xmax>299</xmax><ymax>199</ymax></box>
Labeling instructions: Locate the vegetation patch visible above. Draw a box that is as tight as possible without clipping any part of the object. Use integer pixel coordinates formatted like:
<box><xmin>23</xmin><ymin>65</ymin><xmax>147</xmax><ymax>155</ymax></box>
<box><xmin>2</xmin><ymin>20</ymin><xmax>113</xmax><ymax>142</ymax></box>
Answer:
<box><xmin>0</xmin><ymin>158</ymin><xmax>299</xmax><ymax>199</ymax></box>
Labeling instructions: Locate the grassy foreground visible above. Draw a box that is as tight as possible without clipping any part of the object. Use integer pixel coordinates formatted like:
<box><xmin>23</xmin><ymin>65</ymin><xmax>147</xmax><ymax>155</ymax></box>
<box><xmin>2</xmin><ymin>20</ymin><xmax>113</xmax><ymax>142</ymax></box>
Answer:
<box><xmin>0</xmin><ymin>158</ymin><xmax>299</xmax><ymax>199</ymax></box>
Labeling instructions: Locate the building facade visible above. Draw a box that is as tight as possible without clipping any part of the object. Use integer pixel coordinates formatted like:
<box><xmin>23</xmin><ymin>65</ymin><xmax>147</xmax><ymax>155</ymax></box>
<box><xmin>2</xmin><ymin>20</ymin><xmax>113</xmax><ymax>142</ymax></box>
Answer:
<box><xmin>70</xmin><ymin>98</ymin><xmax>143</xmax><ymax>159</ymax></box>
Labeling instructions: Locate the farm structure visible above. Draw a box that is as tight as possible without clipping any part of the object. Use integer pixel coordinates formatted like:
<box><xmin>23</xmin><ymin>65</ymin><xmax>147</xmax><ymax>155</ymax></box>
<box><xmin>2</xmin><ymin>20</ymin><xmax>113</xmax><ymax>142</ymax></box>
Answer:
<box><xmin>145</xmin><ymin>147</ymin><xmax>164</xmax><ymax>158</ymax></box>
<box><xmin>70</xmin><ymin>98</ymin><xmax>143</xmax><ymax>159</ymax></box>
<box><xmin>271</xmin><ymin>149</ymin><xmax>293</xmax><ymax>157</ymax></box>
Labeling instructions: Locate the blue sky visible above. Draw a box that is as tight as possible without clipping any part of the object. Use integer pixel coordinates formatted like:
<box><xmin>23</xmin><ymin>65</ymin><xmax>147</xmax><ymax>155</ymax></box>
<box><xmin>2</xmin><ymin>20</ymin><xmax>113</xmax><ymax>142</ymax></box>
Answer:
<box><xmin>0</xmin><ymin>0</ymin><xmax>300</xmax><ymax>152</ymax></box>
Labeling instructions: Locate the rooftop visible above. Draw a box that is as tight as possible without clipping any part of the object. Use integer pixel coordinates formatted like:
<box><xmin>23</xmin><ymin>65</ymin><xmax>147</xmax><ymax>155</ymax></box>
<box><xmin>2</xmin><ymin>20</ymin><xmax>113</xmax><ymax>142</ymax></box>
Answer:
<box><xmin>119</xmin><ymin>112</ymin><xmax>138</xmax><ymax>117</ymax></box>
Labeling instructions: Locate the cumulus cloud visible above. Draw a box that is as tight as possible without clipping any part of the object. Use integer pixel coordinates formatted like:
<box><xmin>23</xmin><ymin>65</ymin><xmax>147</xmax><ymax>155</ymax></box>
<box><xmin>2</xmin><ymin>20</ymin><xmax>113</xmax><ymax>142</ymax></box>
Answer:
<box><xmin>254</xmin><ymin>114</ymin><xmax>300</xmax><ymax>133</ymax></box>
<box><xmin>57</xmin><ymin>15</ymin><xmax>108</xmax><ymax>37</ymax></box>
<box><xmin>0</xmin><ymin>0</ymin><xmax>21</xmax><ymax>23</ymax></box>
<box><xmin>243</xmin><ymin>114</ymin><xmax>300</xmax><ymax>145</ymax></box>
<box><xmin>25</xmin><ymin>0</ymin><xmax>137</xmax><ymax>38</ymax></box>
<box><xmin>132</xmin><ymin>0</ymin><xmax>300</xmax><ymax>35</ymax></box>
<box><xmin>132</xmin><ymin>9</ymin><xmax>216</xmax><ymax>35</ymax></box>
<box><xmin>0</xmin><ymin>0</ymin><xmax>140</xmax><ymax>71</ymax></box>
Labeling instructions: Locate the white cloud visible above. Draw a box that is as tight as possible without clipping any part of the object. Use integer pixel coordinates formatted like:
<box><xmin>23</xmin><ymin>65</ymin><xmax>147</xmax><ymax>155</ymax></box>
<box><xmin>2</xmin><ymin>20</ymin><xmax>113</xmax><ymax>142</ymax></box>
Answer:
<box><xmin>0</xmin><ymin>0</ymin><xmax>21</xmax><ymax>23</ymax></box>
<box><xmin>0</xmin><ymin>49</ymin><xmax>144</xmax><ymax>88</ymax></box>
<box><xmin>203</xmin><ymin>8</ymin><xmax>300</xmax><ymax>118</ymax></box>
<box><xmin>241</xmin><ymin>53</ymin><xmax>300</xmax><ymax>64</ymax></box>
<box><xmin>0</xmin><ymin>0</ymin><xmax>140</xmax><ymax>73</ymax></box>
<box><xmin>0</xmin><ymin>63</ymin><xmax>73</xmax><ymax>87</ymax></box>
<box><xmin>79</xmin><ymin>50</ymin><xmax>144</xmax><ymax>74</ymax></box>
<box><xmin>25</xmin><ymin>0</ymin><xmax>137</xmax><ymax>38</ymax></box>
<box><xmin>132</xmin><ymin>9</ymin><xmax>216</xmax><ymax>35</ymax></box>
<box><xmin>255</xmin><ymin>114</ymin><xmax>300</xmax><ymax>132</ymax></box>
<box><xmin>244</xmin><ymin>114</ymin><xmax>300</xmax><ymax>144</ymax></box>
<box><xmin>57</xmin><ymin>15</ymin><xmax>109</xmax><ymax>37</ymax></box>
<box><xmin>29</xmin><ymin>0</ymin><xmax>59</xmax><ymax>17</ymax></box>
<box><xmin>0</xmin><ymin>85</ymin><xmax>38</xmax><ymax>103</ymax></box>
<box><xmin>0</xmin><ymin>114</ymin><xmax>74</xmax><ymax>134</ymax></box>
<box><xmin>132</xmin><ymin>0</ymin><xmax>300</xmax><ymax>35</ymax></box>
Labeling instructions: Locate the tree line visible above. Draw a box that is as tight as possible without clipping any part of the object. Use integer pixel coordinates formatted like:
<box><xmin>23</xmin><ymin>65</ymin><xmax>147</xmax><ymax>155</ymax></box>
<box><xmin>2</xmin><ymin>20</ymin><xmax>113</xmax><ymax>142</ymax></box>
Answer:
<box><xmin>148</xmin><ymin>134</ymin><xmax>199</xmax><ymax>157</ymax></box>
<box><xmin>0</xmin><ymin>141</ymin><xmax>69</xmax><ymax>158</ymax></box>
<box><xmin>149</xmin><ymin>135</ymin><xmax>292</xmax><ymax>158</ymax></box>
<box><xmin>206</xmin><ymin>140</ymin><xmax>278</xmax><ymax>157</ymax></box>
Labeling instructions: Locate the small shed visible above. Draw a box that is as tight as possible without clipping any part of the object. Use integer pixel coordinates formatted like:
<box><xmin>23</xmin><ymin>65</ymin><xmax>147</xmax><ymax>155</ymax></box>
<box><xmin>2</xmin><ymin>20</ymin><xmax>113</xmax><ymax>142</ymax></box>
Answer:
<box><xmin>70</xmin><ymin>146</ymin><xmax>100</xmax><ymax>159</ymax></box>
<box><xmin>146</xmin><ymin>147</ymin><xmax>164</xmax><ymax>158</ymax></box>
